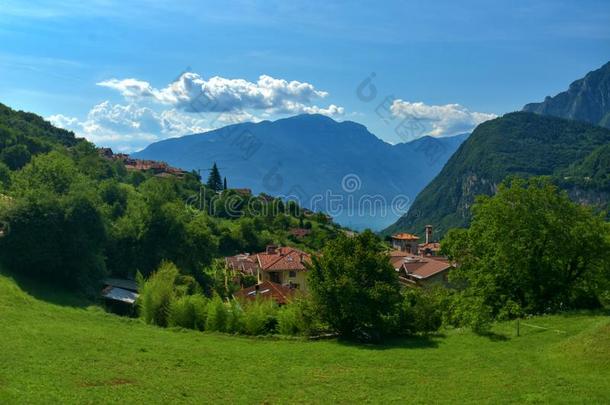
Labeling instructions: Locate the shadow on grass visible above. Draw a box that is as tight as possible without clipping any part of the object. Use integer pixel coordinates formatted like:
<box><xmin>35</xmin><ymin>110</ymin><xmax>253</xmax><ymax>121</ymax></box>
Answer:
<box><xmin>336</xmin><ymin>333</ymin><xmax>444</xmax><ymax>351</ymax></box>
<box><xmin>475</xmin><ymin>330</ymin><xmax>510</xmax><ymax>342</ymax></box>
<box><xmin>1</xmin><ymin>269</ymin><xmax>93</xmax><ymax>308</ymax></box>
<box><xmin>555</xmin><ymin>309</ymin><xmax>610</xmax><ymax>318</ymax></box>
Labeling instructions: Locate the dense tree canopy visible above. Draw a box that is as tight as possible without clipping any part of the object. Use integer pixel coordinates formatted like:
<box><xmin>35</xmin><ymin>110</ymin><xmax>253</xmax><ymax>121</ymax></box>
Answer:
<box><xmin>308</xmin><ymin>230</ymin><xmax>402</xmax><ymax>340</ymax></box>
<box><xmin>443</xmin><ymin>177</ymin><xmax>610</xmax><ymax>317</ymax></box>
<box><xmin>0</xmin><ymin>103</ymin><xmax>342</xmax><ymax>294</ymax></box>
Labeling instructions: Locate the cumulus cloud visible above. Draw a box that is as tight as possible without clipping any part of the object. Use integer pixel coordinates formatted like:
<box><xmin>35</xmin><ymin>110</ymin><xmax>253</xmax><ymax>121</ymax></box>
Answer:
<box><xmin>48</xmin><ymin>101</ymin><xmax>210</xmax><ymax>152</ymax></box>
<box><xmin>50</xmin><ymin>72</ymin><xmax>344</xmax><ymax>151</ymax></box>
<box><xmin>97</xmin><ymin>72</ymin><xmax>343</xmax><ymax>116</ymax></box>
<box><xmin>390</xmin><ymin>99</ymin><xmax>497</xmax><ymax>137</ymax></box>
<box><xmin>96</xmin><ymin>78</ymin><xmax>158</xmax><ymax>100</ymax></box>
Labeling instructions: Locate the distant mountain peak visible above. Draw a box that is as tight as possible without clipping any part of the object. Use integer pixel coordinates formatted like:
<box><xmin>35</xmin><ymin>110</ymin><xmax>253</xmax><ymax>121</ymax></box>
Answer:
<box><xmin>383</xmin><ymin>112</ymin><xmax>610</xmax><ymax>237</ymax></box>
<box><xmin>133</xmin><ymin>114</ymin><xmax>468</xmax><ymax>230</ymax></box>
<box><xmin>523</xmin><ymin>61</ymin><xmax>610</xmax><ymax>128</ymax></box>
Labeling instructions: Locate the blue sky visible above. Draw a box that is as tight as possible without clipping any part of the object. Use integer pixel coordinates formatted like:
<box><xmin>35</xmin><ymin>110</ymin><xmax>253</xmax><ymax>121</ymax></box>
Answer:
<box><xmin>1</xmin><ymin>0</ymin><xmax>609</xmax><ymax>151</ymax></box>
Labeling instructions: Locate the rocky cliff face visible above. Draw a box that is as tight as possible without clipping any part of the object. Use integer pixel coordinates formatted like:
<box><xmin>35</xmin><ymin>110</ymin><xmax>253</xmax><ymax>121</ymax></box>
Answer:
<box><xmin>523</xmin><ymin>61</ymin><xmax>610</xmax><ymax>128</ymax></box>
<box><xmin>382</xmin><ymin>112</ymin><xmax>610</xmax><ymax>237</ymax></box>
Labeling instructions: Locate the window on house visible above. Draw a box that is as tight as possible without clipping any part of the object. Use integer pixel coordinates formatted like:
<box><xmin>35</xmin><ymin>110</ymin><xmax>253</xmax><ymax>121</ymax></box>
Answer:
<box><xmin>289</xmin><ymin>271</ymin><xmax>297</xmax><ymax>278</ymax></box>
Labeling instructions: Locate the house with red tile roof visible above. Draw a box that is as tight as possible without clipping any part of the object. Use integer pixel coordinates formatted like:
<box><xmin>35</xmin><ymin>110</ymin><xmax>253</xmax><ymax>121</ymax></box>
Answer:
<box><xmin>233</xmin><ymin>281</ymin><xmax>297</xmax><ymax>305</ymax></box>
<box><xmin>417</xmin><ymin>225</ymin><xmax>442</xmax><ymax>256</ymax></box>
<box><xmin>388</xmin><ymin>250</ymin><xmax>410</xmax><ymax>269</ymax></box>
<box><xmin>225</xmin><ymin>253</ymin><xmax>259</xmax><ymax>277</ymax></box>
<box><xmin>418</xmin><ymin>242</ymin><xmax>442</xmax><ymax>256</ymax></box>
<box><xmin>289</xmin><ymin>228</ymin><xmax>312</xmax><ymax>239</ymax></box>
<box><xmin>98</xmin><ymin>148</ymin><xmax>188</xmax><ymax>178</ymax></box>
<box><xmin>396</xmin><ymin>256</ymin><xmax>453</xmax><ymax>287</ymax></box>
<box><xmin>388</xmin><ymin>235</ymin><xmax>453</xmax><ymax>287</ymax></box>
<box><xmin>256</xmin><ymin>246</ymin><xmax>311</xmax><ymax>291</ymax></box>
<box><xmin>228</xmin><ymin>188</ymin><xmax>252</xmax><ymax>196</ymax></box>
<box><xmin>391</xmin><ymin>232</ymin><xmax>420</xmax><ymax>254</ymax></box>
<box><xmin>225</xmin><ymin>245</ymin><xmax>312</xmax><ymax>292</ymax></box>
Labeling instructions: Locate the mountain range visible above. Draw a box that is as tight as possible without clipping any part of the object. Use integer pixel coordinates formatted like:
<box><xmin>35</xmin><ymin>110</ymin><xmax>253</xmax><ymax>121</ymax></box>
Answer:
<box><xmin>384</xmin><ymin>61</ymin><xmax>610</xmax><ymax>238</ymax></box>
<box><xmin>133</xmin><ymin>114</ymin><xmax>468</xmax><ymax>230</ymax></box>
<box><xmin>523</xmin><ymin>61</ymin><xmax>610</xmax><ymax>128</ymax></box>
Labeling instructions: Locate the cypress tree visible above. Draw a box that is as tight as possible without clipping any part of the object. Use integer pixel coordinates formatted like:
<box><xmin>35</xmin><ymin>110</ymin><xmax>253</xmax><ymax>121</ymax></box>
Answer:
<box><xmin>206</xmin><ymin>162</ymin><xmax>223</xmax><ymax>191</ymax></box>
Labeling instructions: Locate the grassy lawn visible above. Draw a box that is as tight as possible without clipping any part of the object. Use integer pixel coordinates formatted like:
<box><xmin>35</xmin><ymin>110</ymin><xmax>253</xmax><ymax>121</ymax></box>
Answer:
<box><xmin>0</xmin><ymin>273</ymin><xmax>609</xmax><ymax>404</ymax></box>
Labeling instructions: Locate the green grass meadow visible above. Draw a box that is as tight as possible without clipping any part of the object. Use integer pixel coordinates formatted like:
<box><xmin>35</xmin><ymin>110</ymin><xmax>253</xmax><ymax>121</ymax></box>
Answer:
<box><xmin>0</xmin><ymin>273</ymin><xmax>609</xmax><ymax>404</ymax></box>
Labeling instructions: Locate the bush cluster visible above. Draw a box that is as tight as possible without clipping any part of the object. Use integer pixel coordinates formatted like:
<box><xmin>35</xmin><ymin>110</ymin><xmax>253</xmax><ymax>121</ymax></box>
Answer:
<box><xmin>138</xmin><ymin>262</ymin><xmax>320</xmax><ymax>337</ymax></box>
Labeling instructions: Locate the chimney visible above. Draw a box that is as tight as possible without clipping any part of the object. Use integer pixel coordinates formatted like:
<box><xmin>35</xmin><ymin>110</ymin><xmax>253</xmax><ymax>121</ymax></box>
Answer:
<box><xmin>266</xmin><ymin>245</ymin><xmax>277</xmax><ymax>254</ymax></box>
<box><xmin>425</xmin><ymin>225</ymin><xmax>433</xmax><ymax>244</ymax></box>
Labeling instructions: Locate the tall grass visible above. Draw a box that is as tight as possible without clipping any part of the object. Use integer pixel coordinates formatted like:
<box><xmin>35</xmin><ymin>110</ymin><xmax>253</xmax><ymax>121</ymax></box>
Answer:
<box><xmin>138</xmin><ymin>264</ymin><xmax>318</xmax><ymax>336</ymax></box>
<box><xmin>138</xmin><ymin>261</ymin><xmax>178</xmax><ymax>327</ymax></box>
<box><xmin>243</xmin><ymin>299</ymin><xmax>278</xmax><ymax>335</ymax></box>
<box><xmin>205</xmin><ymin>295</ymin><xmax>229</xmax><ymax>332</ymax></box>
<box><xmin>168</xmin><ymin>294</ymin><xmax>208</xmax><ymax>330</ymax></box>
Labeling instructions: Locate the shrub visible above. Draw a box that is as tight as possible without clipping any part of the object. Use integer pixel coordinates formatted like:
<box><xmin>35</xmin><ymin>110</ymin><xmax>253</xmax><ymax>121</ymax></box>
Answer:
<box><xmin>138</xmin><ymin>262</ymin><xmax>179</xmax><ymax>327</ymax></box>
<box><xmin>398</xmin><ymin>288</ymin><xmax>444</xmax><ymax>334</ymax></box>
<box><xmin>205</xmin><ymin>295</ymin><xmax>229</xmax><ymax>332</ymax></box>
<box><xmin>445</xmin><ymin>293</ymin><xmax>493</xmax><ymax>333</ymax></box>
<box><xmin>225</xmin><ymin>300</ymin><xmax>245</xmax><ymax>334</ymax></box>
<box><xmin>277</xmin><ymin>298</ymin><xmax>322</xmax><ymax>336</ymax></box>
<box><xmin>277</xmin><ymin>304</ymin><xmax>300</xmax><ymax>335</ymax></box>
<box><xmin>168</xmin><ymin>294</ymin><xmax>208</xmax><ymax>331</ymax></box>
<box><xmin>242</xmin><ymin>299</ymin><xmax>278</xmax><ymax>335</ymax></box>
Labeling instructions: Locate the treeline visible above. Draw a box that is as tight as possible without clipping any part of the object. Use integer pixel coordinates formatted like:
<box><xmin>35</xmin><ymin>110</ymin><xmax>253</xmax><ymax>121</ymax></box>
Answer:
<box><xmin>442</xmin><ymin>177</ymin><xmax>610</xmax><ymax>327</ymax></box>
<box><xmin>138</xmin><ymin>261</ymin><xmax>321</xmax><ymax>336</ymax></box>
<box><xmin>0</xmin><ymin>103</ymin><xmax>341</xmax><ymax>294</ymax></box>
<box><xmin>313</xmin><ymin>178</ymin><xmax>609</xmax><ymax>338</ymax></box>
<box><xmin>137</xmin><ymin>178</ymin><xmax>610</xmax><ymax>341</ymax></box>
<box><xmin>137</xmin><ymin>234</ymin><xmax>442</xmax><ymax>339</ymax></box>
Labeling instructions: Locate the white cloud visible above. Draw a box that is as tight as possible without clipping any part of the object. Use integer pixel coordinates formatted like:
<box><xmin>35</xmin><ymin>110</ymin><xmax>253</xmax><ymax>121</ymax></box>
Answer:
<box><xmin>390</xmin><ymin>99</ymin><xmax>497</xmax><ymax>137</ymax></box>
<box><xmin>51</xmin><ymin>72</ymin><xmax>344</xmax><ymax>151</ymax></box>
<box><xmin>97</xmin><ymin>78</ymin><xmax>158</xmax><ymax>100</ymax></box>
<box><xmin>97</xmin><ymin>72</ymin><xmax>343</xmax><ymax>116</ymax></box>
<box><xmin>48</xmin><ymin>101</ymin><xmax>210</xmax><ymax>152</ymax></box>
<box><xmin>86</xmin><ymin>101</ymin><xmax>162</xmax><ymax>134</ymax></box>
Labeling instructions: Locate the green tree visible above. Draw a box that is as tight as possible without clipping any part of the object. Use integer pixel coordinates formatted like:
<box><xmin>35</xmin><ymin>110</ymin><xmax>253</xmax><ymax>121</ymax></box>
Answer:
<box><xmin>308</xmin><ymin>230</ymin><xmax>402</xmax><ymax>340</ymax></box>
<box><xmin>0</xmin><ymin>162</ymin><xmax>10</xmax><ymax>190</ymax></box>
<box><xmin>443</xmin><ymin>177</ymin><xmax>610</xmax><ymax>317</ymax></box>
<box><xmin>0</xmin><ymin>144</ymin><xmax>31</xmax><ymax>170</ymax></box>
<box><xmin>206</xmin><ymin>162</ymin><xmax>223</xmax><ymax>192</ymax></box>
<box><xmin>11</xmin><ymin>151</ymin><xmax>84</xmax><ymax>195</ymax></box>
<box><xmin>0</xmin><ymin>192</ymin><xmax>107</xmax><ymax>292</ymax></box>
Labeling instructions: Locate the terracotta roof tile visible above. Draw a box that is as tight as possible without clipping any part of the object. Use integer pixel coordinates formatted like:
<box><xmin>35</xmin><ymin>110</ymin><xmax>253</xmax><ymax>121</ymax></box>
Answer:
<box><xmin>225</xmin><ymin>254</ymin><xmax>259</xmax><ymax>276</ymax></box>
<box><xmin>392</xmin><ymin>233</ymin><xmax>420</xmax><ymax>241</ymax></box>
<box><xmin>257</xmin><ymin>247</ymin><xmax>311</xmax><ymax>272</ymax></box>
<box><xmin>401</xmin><ymin>257</ymin><xmax>452</xmax><ymax>279</ymax></box>
<box><xmin>233</xmin><ymin>281</ymin><xmax>296</xmax><ymax>305</ymax></box>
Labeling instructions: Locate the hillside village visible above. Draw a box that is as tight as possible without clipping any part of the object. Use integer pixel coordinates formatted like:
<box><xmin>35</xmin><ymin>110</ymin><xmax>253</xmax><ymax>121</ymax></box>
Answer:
<box><xmin>96</xmin><ymin>148</ymin><xmax>454</xmax><ymax>308</ymax></box>
<box><xmin>98</xmin><ymin>148</ymin><xmax>190</xmax><ymax>178</ymax></box>
<box><xmin>3</xmin><ymin>2</ymin><xmax>610</xmax><ymax>402</ymax></box>
<box><xmin>104</xmin><ymin>225</ymin><xmax>453</xmax><ymax>308</ymax></box>
<box><xmin>96</xmin><ymin>142</ymin><xmax>454</xmax><ymax>306</ymax></box>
